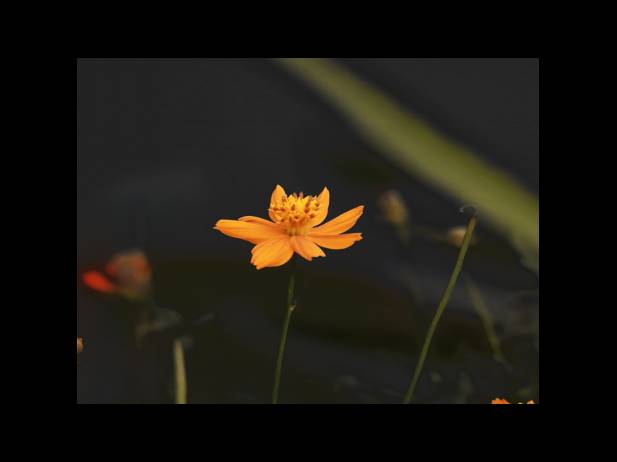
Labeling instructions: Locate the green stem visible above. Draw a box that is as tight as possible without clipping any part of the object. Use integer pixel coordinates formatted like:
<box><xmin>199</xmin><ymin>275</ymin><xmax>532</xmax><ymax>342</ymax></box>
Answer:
<box><xmin>464</xmin><ymin>274</ymin><xmax>509</xmax><ymax>369</ymax></box>
<box><xmin>403</xmin><ymin>212</ymin><xmax>478</xmax><ymax>404</ymax></box>
<box><xmin>272</xmin><ymin>268</ymin><xmax>296</xmax><ymax>404</ymax></box>
<box><xmin>173</xmin><ymin>338</ymin><xmax>187</xmax><ymax>404</ymax></box>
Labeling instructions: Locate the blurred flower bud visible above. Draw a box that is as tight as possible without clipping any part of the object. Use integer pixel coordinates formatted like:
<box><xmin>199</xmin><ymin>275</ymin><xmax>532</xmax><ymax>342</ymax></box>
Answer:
<box><xmin>446</xmin><ymin>226</ymin><xmax>477</xmax><ymax>248</ymax></box>
<box><xmin>379</xmin><ymin>190</ymin><xmax>409</xmax><ymax>227</ymax></box>
<box><xmin>106</xmin><ymin>250</ymin><xmax>152</xmax><ymax>298</ymax></box>
<box><xmin>77</xmin><ymin>337</ymin><xmax>83</xmax><ymax>355</ymax></box>
<box><xmin>82</xmin><ymin>250</ymin><xmax>152</xmax><ymax>301</ymax></box>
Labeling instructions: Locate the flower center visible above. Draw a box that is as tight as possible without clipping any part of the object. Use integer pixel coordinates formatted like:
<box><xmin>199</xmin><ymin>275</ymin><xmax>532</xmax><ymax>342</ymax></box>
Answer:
<box><xmin>270</xmin><ymin>191</ymin><xmax>320</xmax><ymax>235</ymax></box>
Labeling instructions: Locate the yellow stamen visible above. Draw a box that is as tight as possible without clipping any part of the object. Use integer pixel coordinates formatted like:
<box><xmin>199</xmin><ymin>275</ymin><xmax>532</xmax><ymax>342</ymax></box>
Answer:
<box><xmin>269</xmin><ymin>191</ymin><xmax>321</xmax><ymax>235</ymax></box>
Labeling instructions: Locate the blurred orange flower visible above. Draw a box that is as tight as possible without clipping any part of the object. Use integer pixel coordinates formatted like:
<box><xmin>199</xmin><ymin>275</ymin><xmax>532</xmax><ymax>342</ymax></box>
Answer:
<box><xmin>82</xmin><ymin>250</ymin><xmax>152</xmax><ymax>300</ymax></box>
<box><xmin>214</xmin><ymin>185</ymin><xmax>364</xmax><ymax>269</ymax></box>
<box><xmin>492</xmin><ymin>398</ymin><xmax>535</xmax><ymax>404</ymax></box>
<box><xmin>77</xmin><ymin>337</ymin><xmax>83</xmax><ymax>354</ymax></box>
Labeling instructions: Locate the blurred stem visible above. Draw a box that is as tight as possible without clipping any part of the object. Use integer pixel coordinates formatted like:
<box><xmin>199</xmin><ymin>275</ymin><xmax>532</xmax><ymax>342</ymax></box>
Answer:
<box><xmin>173</xmin><ymin>338</ymin><xmax>187</xmax><ymax>404</ymax></box>
<box><xmin>395</xmin><ymin>222</ymin><xmax>411</xmax><ymax>246</ymax></box>
<box><xmin>412</xmin><ymin>225</ymin><xmax>448</xmax><ymax>243</ymax></box>
<box><xmin>464</xmin><ymin>274</ymin><xmax>510</xmax><ymax>370</ymax></box>
<box><xmin>134</xmin><ymin>294</ymin><xmax>157</xmax><ymax>348</ymax></box>
<box><xmin>135</xmin><ymin>303</ymin><xmax>151</xmax><ymax>348</ymax></box>
<box><xmin>272</xmin><ymin>266</ymin><xmax>297</xmax><ymax>404</ymax></box>
<box><xmin>403</xmin><ymin>212</ymin><xmax>478</xmax><ymax>404</ymax></box>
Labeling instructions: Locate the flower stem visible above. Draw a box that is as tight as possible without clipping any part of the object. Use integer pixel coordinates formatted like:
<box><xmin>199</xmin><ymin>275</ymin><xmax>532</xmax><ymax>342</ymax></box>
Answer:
<box><xmin>173</xmin><ymin>338</ymin><xmax>187</xmax><ymax>404</ymax></box>
<box><xmin>403</xmin><ymin>211</ymin><xmax>478</xmax><ymax>404</ymax></box>
<box><xmin>272</xmin><ymin>267</ymin><xmax>296</xmax><ymax>404</ymax></box>
<box><xmin>464</xmin><ymin>274</ymin><xmax>510</xmax><ymax>370</ymax></box>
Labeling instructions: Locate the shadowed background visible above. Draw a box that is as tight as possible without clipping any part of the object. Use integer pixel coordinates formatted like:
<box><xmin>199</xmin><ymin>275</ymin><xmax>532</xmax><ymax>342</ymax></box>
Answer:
<box><xmin>77</xmin><ymin>58</ymin><xmax>538</xmax><ymax>404</ymax></box>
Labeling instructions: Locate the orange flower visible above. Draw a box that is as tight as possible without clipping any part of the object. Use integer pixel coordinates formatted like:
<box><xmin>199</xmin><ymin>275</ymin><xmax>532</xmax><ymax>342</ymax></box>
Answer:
<box><xmin>491</xmin><ymin>398</ymin><xmax>535</xmax><ymax>404</ymax></box>
<box><xmin>77</xmin><ymin>337</ymin><xmax>83</xmax><ymax>354</ymax></box>
<box><xmin>214</xmin><ymin>185</ymin><xmax>364</xmax><ymax>269</ymax></box>
<box><xmin>82</xmin><ymin>250</ymin><xmax>152</xmax><ymax>300</ymax></box>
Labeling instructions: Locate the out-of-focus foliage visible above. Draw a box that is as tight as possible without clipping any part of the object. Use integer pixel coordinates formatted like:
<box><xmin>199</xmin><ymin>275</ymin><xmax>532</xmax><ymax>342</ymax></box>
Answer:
<box><xmin>277</xmin><ymin>59</ymin><xmax>539</xmax><ymax>274</ymax></box>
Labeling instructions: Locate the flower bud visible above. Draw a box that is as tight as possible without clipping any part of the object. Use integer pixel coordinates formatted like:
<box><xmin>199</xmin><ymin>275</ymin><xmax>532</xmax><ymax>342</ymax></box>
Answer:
<box><xmin>379</xmin><ymin>190</ymin><xmax>409</xmax><ymax>227</ymax></box>
<box><xmin>446</xmin><ymin>226</ymin><xmax>477</xmax><ymax>248</ymax></box>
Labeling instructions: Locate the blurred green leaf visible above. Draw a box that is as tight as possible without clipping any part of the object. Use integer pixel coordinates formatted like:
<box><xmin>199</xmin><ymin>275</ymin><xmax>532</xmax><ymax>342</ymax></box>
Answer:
<box><xmin>277</xmin><ymin>59</ymin><xmax>538</xmax><ymax>271</ymax></box>
<box><xmin>135</xmin><ymin>306</ymin><xmax>182</xmax><ymax>343</ymax></box>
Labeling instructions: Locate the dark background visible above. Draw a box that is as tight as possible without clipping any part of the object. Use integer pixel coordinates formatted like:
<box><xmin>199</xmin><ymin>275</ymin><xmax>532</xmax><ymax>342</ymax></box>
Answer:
<box><xmin>77</xmin><ymin>58</ymin><xmax>538</xmax><ymax>404</ymax></box>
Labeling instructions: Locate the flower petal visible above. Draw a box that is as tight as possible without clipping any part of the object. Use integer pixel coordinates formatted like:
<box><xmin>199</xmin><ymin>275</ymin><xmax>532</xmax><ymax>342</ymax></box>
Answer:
<box><xmin>214</xmin><ymin>219</ymin><xmax>286</xmax><ymax>244</ymax></box>
<box><xmin>83</xmin><ymin>271</ymin><xmax>117</xmax><ymax>293</ymax></box>
<box><xmin>310</xmin><ymin>187</ymin><xmax>330</xmax><ymax>226</ymax></box>
<box><xmin>250</xmin><ymin>237</ymin><xmax>294</xmax><ymax>269</ymax></box>
<box><xmin>238</xmin><ymin>216</ymin><xmax>281</xmax><ymax>228</ymax></box>
<box><xmin>270</xmin><ymin>184</ymin><xmax>287</xmax><ymax>204</ymax></box>
<box><xmin>268</xmin><ymin>185</ymin><xmax>287</xmax><ymax>221</ymax></box>
<box><xmin>310</xmin><ymin>205</ymin><xmax>364</xmax><ymax>235</ymax></box>
<box><xmin>290</xmin><ymin>235</ymin><xmax>326</xmax><ymax>261</ymax></box>
<box><xmin>307</xmin><ymin>233</ymin><xmax>363</xmax><ymax>250</ymax></box>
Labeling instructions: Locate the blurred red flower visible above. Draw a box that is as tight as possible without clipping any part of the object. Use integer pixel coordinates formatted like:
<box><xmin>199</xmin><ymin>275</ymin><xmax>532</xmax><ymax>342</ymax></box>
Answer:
<box><xmin>82</xmin><ymin>250</ymin><xmax>152</xmax><ymax>301</ymax></box>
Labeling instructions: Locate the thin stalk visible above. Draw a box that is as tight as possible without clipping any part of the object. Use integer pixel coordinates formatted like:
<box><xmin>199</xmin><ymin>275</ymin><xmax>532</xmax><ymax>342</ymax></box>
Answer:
<box><xmin>272</xmin><ymin>267</ymin><xmax>297</xmax><ymax>404</ymax></box>
<box><xmin>134</xmin><ymin>293</ymin><xmax>156</xmax><ymax>348</ymax></box>
<box><xmin>403</xmin><ymin>212</ymin><xmax>478</xmax><ymax>404</ymax></box>
<box><xmin>464</xmin><ymin>274</ymin><xmax>510</xmax><ymax>370</ymax></box>
<box><xmin>173</xmin><ymin>338</ymin><xmax>187</xmax><ymax>404</ymax></box>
